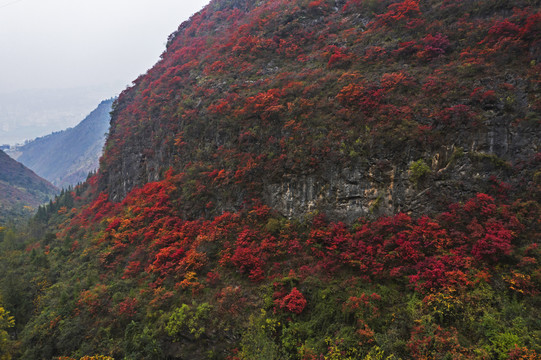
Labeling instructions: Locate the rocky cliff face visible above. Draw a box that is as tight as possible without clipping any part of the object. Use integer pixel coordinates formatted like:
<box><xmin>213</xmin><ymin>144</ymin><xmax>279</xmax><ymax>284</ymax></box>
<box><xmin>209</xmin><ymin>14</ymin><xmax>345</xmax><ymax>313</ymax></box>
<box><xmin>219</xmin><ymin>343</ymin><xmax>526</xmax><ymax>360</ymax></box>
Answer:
<box><xmin>267</xmin><ymin>107</ymin><xmax>539</xmax><ymax>221</ymax></box>
<box><xmin>98</xmin><ymin>0</ymin><xmax>540</xmax><ymax>221</ymax></box>
<box><xmin>101</xmin><ymin>121</ymin><xmax>170</xmax><ymax>202</ymax></box>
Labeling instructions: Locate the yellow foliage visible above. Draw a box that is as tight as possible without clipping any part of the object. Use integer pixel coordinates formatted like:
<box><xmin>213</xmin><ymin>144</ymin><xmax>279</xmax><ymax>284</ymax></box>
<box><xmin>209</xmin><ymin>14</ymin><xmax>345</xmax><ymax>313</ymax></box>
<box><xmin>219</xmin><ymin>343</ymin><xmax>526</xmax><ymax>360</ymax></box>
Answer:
<box><xmin>177</xmin><ymin>271</ymin><xmax>203</xmax><ymax>293</ymax></box>
<box><xmin>0</xmin><ymin>306</ymin><xmax>14</xmax><ymax>360</ymax></box>
<box><xmin>423</xmin><ymin>289</ymin><xmax>462</xmax><ymax>321</ymax></box>
<box><xmin>324</xmin><ymin>337</ymin><xmax>359</xmax><ymax>360</ymax></box>
<box><xmin>504</xmin><ymin>271</ymin><xmax>537</xmax><ymax>295</ymax></box>
<box><xmin>261</xmin><ymin>310</ymin><xmax>280</xmax><ymax>332</ymax></box>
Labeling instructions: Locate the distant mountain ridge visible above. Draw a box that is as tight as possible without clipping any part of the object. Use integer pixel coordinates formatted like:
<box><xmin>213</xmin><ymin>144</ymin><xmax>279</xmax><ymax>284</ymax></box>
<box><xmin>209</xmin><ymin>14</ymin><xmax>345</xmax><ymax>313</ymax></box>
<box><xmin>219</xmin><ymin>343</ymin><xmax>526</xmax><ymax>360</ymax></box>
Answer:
<box><xmin>0</xmin><ymin>86</ymin><xmax>119</xmax><ymax>145</ymax></box>
<box><xmin>10</xmin><ymin>99</ymin><xmax>113</xmax><ymax>188</ymax></box>
<box><xmin>0</xmin><ymin>150</ymin><xmax>57</xmax><ymax>224</ymax></box>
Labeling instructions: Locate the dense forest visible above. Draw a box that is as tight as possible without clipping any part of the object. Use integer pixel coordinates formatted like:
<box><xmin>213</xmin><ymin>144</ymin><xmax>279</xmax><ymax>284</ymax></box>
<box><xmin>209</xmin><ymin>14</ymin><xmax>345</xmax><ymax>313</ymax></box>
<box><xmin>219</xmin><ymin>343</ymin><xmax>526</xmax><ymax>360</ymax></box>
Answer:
<box><xmin>0</xmin><ymin>0</ymin><xmax>539</xmax><ymax>359</ymax></box>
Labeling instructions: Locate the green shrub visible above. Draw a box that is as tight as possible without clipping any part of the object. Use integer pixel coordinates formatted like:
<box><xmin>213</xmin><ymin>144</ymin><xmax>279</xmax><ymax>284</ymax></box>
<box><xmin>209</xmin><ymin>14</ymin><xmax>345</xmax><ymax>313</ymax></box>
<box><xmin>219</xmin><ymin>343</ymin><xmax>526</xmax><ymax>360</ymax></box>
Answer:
<box><xmin>166</xmin><ymin>302</ymin><xmax>212</xmax><ymax>340</ymax></box>
<box><xmin>409</xmin><ymin>159</ymin><xmax>431</xmax><ymax>184</ymax></box>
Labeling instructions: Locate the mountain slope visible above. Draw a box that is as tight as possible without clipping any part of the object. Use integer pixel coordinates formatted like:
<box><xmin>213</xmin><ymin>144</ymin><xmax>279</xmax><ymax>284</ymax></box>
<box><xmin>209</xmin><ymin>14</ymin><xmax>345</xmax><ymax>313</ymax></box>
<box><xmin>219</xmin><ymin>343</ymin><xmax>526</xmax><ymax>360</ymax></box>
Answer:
<box><xmin>100</xmin><ymin>0</ymin><xmax>540</xmax><ymax>221</ymax></box>
<box><xmin>0</xmin><ymin>150</ymin><xmax>57</xmax><ymax>224</ymax></box>
<box><xmin>11</xmin><ymin>99</ymin><xmax>113</xmax><ymax>188</ymax></box>
<box><xmin>2</xmin><ymin>0</ymin><xmax>540</xmax><ymax>359</ymax></box>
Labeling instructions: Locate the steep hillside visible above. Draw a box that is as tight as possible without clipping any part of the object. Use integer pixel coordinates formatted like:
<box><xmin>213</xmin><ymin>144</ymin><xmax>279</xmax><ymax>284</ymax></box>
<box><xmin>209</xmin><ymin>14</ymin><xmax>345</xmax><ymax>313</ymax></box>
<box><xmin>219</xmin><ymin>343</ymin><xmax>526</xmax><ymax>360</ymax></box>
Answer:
<box><xmin>0</xmin><ymin>150</ymin><xmax>57</xmax><ymax>224</ymax></box>
<box><xmin>12</xmin><ymin>99</ymin><xmax>113</xmax><ymax>188</ymax></box>
<box><xmin>1</xmin><ymin>0</ymin><xmax>540</xmax><ymax>359</ymax></box>
<box><xmin>100</xmin><ymin>0</ymin><xmax>540</xmax><ymax>222</ymax></box>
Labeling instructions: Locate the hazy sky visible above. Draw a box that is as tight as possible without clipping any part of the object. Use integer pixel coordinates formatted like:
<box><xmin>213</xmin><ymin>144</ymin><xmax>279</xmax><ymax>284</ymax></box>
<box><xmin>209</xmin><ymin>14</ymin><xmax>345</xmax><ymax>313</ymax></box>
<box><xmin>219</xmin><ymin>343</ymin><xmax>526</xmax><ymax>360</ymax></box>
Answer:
<box><xmin>0</xmin><ymin>0</ymin><xmax>209</xmax><ymax>92</ymax></box>
<box><xmin>0</xmin><ymin>0</ymin><xmax>209</xmax><ymax>144</ymax></box>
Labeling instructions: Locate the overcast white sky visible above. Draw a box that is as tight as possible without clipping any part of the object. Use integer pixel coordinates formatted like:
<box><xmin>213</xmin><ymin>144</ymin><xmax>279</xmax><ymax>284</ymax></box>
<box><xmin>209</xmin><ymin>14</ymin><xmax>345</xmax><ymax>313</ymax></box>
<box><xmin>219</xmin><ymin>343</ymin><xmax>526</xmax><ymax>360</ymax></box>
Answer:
<box><xmin>0</xmin><ymin>0</ymin><xmax>209</xmax><ymax>144</ymax></box>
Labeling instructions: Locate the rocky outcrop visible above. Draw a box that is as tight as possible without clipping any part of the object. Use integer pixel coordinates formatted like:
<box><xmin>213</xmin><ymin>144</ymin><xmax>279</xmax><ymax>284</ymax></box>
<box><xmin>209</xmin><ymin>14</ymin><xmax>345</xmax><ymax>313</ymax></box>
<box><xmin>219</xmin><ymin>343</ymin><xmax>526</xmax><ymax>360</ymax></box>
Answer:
<box><xmin>267</xmin><ymin>108</ymin><xmax>539</xmax><ymax>221</ymax></box>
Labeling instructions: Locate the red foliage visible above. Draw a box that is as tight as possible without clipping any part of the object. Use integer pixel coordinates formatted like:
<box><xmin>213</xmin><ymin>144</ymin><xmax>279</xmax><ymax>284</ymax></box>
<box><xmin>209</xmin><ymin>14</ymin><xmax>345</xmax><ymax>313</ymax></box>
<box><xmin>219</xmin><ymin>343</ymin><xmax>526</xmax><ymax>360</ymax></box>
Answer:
<box><xmin>416</xmin><ymin>33</ymin><xmax>450</xmax><ymax>61</ymax></box>
<box><xmin>308</xmin><ymin>0</ymin><xmax>327</xmax><ymax>9</ymax></box>
<box><xmin>341</xmin><ymin>0</ymin><xmax>364</xmax><ymax>12</ymax></box>
<box><xmin>336</xmin><ymin>82</ymin><xmax>385</xmax><ymax>115</ymax></box>
<box><xmin>326</xmin><ymin>46</ymin><xmax>352</xmax><ymax>68</ymax></box>
<box><xmin>230</xmin><ymin>227</ymin><xmax>277</xmax><ymax>282</ymax></box>
<box><xmin>345</xmin><ymin>293</ymin><xmax>381</xmax><ymax>320</ymax></box>
<box><xmin>150</xmin><ymin>246</ymin><xmax>186</xmax><ymax>276</ymax></box>
<box><xmin>408</xmin><ymin>325</ymin><xmax>464</xmax><ymax>359</ymax></box>
<box><xmin>436</xmin><ymin>105</ymin><xmax>476</xmax><ymax>128</ymax></box>
<box><xmin>488</xmin><ymin>19</ymin><xmax>521</xmax><ymax>40</ymax></box>
<box><xmin>241</xmin><ymin>88</ymin><xmax>285</xmax><ymax>121</ymax></box>
<box><xmin>276</xmin><ymin>287</ymin><xmax>307</xmax><ymax>314</ymax></box>
<box><xmin>117</xmin><ymin>297</ymin><xmax>138</xmax><ymax>318</ymax></box>
<box><xmin>471</xmin><ymin>220</ymin><xmax>514</xmax><ymax>262</ymax></box>
<box><xmin>70</xmin><ymin>240</ymin><xmax>79</xmax><ymax>252</ymax></box>
<box><xmin>122</xmin><ymin>261</ymin><xmax>142</xmax><ymax>279</ymax></box>
<box><xmin>206</xmin><ymin>271</ymin><xmax>221</xmax><ymax>286</ymax></box>
<box><xmin>364</xmin><ymin>46</ymin><xmax>387</xmax><ymax>61</ymax></box>
<box><xmin>76</xmin><ymin>284</ymin><xmax>109</xmax><ymax>316</ymax></box>
<box><xmin>375</xmin><ymin>0</ymin><xmax>424</xmax><ymax>29</ymax></box>
<box><xmin>508</xmin><ymin>345</ymin><xmax>540</xmax><ymax>359</ymax></box>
